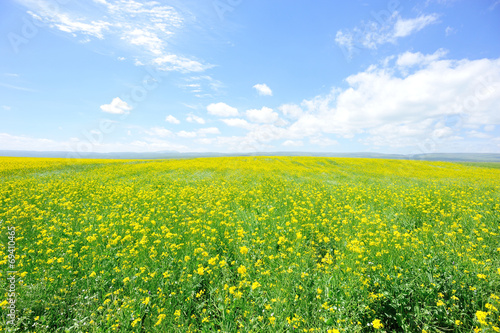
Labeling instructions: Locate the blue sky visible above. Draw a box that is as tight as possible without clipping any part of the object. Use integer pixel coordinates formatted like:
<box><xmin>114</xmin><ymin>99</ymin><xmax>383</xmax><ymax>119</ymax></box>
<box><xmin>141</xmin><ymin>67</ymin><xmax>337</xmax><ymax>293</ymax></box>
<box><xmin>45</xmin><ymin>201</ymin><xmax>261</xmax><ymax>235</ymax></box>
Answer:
<box><xmin>1</xmin><ymin>0</ymin><xmax>499</xmax><ymax>154</ymax></box>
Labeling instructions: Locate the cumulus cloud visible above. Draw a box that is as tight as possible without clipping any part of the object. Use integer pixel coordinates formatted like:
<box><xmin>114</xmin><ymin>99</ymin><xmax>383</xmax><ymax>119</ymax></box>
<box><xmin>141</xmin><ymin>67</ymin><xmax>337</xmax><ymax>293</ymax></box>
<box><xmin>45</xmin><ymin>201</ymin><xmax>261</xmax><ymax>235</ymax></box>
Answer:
<box><xmin>221</xmin><ymin>118</ymin><xmax>253</xmax><ymax>129</ymax></box>
<box><xmin>290</xmin><ymin>54</ymin><xmax>500</xmax><ymax>150</ymax></box>
<box><xmin>172</xmin><ymin>53</ymin><xmax>499</xmax><ymax>153</ymax></box>
<box><xmin>207</xmin><ymin>102</ymin><xmax>239</xmax><ymax>117</ymax></box>
<box><xmin>0</xmin><ymin>132</ymin><xmax>190</xmax><ymax>153</ymax></box>
<box><xmin>215</xmin><ymin>53</ymin><xmax>500</xmax><ymax>153</ymax></box>
<box><xmin>279</xmin><ymin>104</ymin><xmax>303</xmax><ymax>119</ymax></box>
<box><xmin>309</xmin><ymin>136</ymin><xmax>339</xmax><ymax>146</ymax></box>
<box><xmin>186</xmin><ymin>114</ymin><xmax>205</xmax><ymax>124</ymax></box>
<box><xmin>396</xmin><ymin>49</ymin><xmax>448</xmax><ymax>68</ymax></box>
<box><xmin>145</xmin><ymin>126</ymin><xmax>173</xmax><ymax>138</ymax></box>
<box><xmin>246</xmin><ymin>107</ymin><xmax>279</xmax><ymax>124</ymax></box>
<box><xmin>198</xmin><ymin>127</ymin><xmax>220</xmax><ymax>135</ymax></box>
<box><xmin>282</xmin><ymin>140</ymin><xmax>303</xmax><ymax>147</ymax></box>
<box><xmin>100</xmin><ymin>97</ymin><xmax>132</xmax><ymax>114</ymax></box>
<box><xmin>253</xmin><ymin>83</ymin><xmax>273</xmax><ymax>96</ymax></box>
<box><xmin>165</xmin><ymin>115</ymin><xmax>180</xmax><ymax>124</ymax></box>
<box><xmin>177</xmin><ymin>130</ymin><xmax>197</xmax><ymax>138</ymax></box>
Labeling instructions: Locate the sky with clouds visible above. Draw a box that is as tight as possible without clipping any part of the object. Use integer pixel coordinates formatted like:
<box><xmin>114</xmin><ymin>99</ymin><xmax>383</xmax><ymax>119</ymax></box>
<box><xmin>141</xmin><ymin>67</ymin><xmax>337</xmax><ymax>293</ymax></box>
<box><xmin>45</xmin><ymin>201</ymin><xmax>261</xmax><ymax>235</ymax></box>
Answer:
<box><xmin>1</xmin><ymin>0</ymin><xmax>499</xmax><ymax>154</ymax></box>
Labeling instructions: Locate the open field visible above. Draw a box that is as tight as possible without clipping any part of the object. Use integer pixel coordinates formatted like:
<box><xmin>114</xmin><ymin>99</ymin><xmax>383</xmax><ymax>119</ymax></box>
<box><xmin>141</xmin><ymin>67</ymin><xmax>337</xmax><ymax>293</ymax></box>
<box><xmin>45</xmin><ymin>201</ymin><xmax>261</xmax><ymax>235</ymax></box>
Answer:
<box><xmin>1</xmin><ymin>156</ymin><xmax>499</xmax><ymax>332</ymax></box>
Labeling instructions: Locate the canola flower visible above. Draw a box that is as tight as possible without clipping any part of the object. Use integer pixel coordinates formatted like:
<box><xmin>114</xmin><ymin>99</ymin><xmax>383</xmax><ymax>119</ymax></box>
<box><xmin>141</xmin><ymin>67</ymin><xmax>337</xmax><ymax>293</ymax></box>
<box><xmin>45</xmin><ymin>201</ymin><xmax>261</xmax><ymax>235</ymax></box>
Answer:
<box><xmin>0</xmin><ymin>156</ymin><xmax>499</xmax><ymax>332</ymax></box>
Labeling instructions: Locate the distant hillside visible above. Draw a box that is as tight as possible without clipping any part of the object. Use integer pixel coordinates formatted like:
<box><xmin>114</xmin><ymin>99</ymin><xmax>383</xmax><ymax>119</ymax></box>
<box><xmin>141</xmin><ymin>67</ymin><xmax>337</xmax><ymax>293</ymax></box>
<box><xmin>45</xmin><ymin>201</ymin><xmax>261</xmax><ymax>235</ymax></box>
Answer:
<box><xmin>1</xmin><ymin>150</ymin><xmax>500</xmax><ymax>162</ymax></box>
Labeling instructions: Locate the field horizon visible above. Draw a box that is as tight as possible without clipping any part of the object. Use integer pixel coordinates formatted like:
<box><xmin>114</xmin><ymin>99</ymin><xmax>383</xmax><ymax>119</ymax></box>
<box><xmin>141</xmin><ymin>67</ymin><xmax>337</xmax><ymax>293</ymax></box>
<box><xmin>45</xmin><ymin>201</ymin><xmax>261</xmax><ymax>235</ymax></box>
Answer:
<box><xmin>2</xmin><ymin>150</ymin><xmax>500</xmax><ymax>163</ymax></box>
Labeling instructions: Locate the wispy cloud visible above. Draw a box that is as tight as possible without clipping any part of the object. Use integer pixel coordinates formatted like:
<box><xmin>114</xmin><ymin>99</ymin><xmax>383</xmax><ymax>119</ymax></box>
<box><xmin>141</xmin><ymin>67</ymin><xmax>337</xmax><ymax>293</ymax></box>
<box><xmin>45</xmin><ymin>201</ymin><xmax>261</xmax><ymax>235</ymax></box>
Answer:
<box><xmin>186</xmin><ymin>114</ymin><xmax>205</xmax><ymax>124</ymax></box>
<box><xmin>17</xmin><ymin>0</ymin><xmax>211</xmax><ymax>73</ymax></box>
<box><xmin>393</xmin><ymin>13</ymin><xmax>439</xmax><ymax>37</ymax></box>
<box><xmin>0</xmin><ymin>82</ymin><xmax>37</xmax><ymax>92</ymax></box>
<box><xmin>489</xmin><ymin>0</ymin><xmax>500</xmax><ymax>11</ymax></box>
<box><xmin>335</xmin><ymin>12</ymin><xmax>439</xmax><ymax>58</ymax></box>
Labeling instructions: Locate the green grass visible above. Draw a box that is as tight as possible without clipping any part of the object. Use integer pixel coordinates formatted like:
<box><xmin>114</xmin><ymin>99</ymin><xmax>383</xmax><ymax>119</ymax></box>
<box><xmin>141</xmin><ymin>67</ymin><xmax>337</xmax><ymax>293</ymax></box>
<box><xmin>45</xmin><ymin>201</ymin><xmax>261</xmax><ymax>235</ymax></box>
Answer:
<box><xmin>1</xmin><ymin>156</ymin><xmax>499</xmax><ymax>332</ymax></box>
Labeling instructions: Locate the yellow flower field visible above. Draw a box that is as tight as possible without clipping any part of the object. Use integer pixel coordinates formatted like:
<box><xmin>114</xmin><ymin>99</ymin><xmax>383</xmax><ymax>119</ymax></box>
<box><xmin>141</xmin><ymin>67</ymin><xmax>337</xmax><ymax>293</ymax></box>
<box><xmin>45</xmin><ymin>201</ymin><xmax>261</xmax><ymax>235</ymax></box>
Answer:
<box><xmin>0</xmin><ymin>156</ymin><xmax>499</xmax><ymax>332</ymax></box>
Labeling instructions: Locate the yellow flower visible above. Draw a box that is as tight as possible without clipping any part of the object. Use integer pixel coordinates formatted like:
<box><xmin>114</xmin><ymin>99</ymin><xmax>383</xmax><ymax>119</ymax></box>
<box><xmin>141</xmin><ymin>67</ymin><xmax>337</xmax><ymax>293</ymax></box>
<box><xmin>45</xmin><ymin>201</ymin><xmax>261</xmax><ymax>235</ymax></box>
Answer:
<box><xmin>436</xmin><ymin>300</ymin><xmax>445</xmax><ymax>306</ymax></box>
<box><xmin>476</xmin><ymin>310</ymin><xmax>488</xmax><ymax>324</ymax></box>
<box><xmin>123</xmin><ymin>277</ymin><xmax>130</xmax><ymax>283</ymax></box>
<box><xmin>328</xmin><ymin>330</ymin><xmax>340</xmax><ymax>333</ymax></box>
<box><xmin>237</xmin><ymin>265</ymin><xmax>247</xmax><ymax>275</ymax></box>
<box><xmin>372</xmin><ymin>319</ymin><xmax>383</xmax><ymax>329</ymax></box>
<box><xmin>197</xmin><ymin>266</ymin><xmax>204</xmax><ymax>275</ymax></box>
<box><xmin>89</xmin><ymin>271</ymin><xmax>96</xmax><ymax>278</ymax></box>
<box><xmin>269</xmin><ymin>316</ymin><xmax>276</xmax><ymax>325</ymax></box>
<box><xmin>0</xmin><ymin>300</ymin><xmax>8</xmax><ymax>307</ymax></box>
<box><xmin>142</xmin><ymin>297</ymin><xmax>150</xmax><ymax>306</ymax></box>
<box><xmin>155</xmin><ymin>314</ymin><xmax>166</xmax><ymax>326</ymax></box>
<box><xmin>131</xmin><ymin>318</ymin><xmax>141</xmax><ymax>327</ymax></box>
<box><xmin>240</xmin><ymin>246</ymin><xmax>249</xmax><ymax>255</ymax></box>
<box><xmin>455</xmin><ymin>320</ymin><xmax>462</xmax><ymax>326</ymax></box>
<box><xmin>174</xmin><ymin>309</ymin><xmax>181</xmax><ymax>318</ymax></box>
<box><xmin>251</xmin><ymin>281</ymin><xmax>261</xmax><ymax>290</ymax></box>
<box><xmin>477</xmin><ymin>273</ymin><xmax>487</xmax><ymax>279</ymax></box>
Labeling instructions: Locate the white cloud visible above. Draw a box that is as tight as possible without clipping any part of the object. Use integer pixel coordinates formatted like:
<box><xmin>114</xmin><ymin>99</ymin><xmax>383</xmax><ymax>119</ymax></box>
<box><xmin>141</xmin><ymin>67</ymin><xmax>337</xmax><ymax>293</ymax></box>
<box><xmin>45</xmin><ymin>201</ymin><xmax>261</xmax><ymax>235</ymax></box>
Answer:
<box><xmin>165</xmin><ymin>115</ymin><xmax>180</xmax><ymax>124</ymax></box>
<box><xmin>221</xmin><ymin>118</ymin><xmax>253</xmax><ymax>129</ymax></box>
<box><xmin>253</xmin><ymin>83</ymin><xmax>273</xmax><ymax>96</ymax></box>
<box><xmin>2</xmin><ymin>105</ymin><xmax>11</xmax><ymax>111</ymax></box>
<box><xmin>467</xmin><ymin>130</ymin><xmax>491</xmax><ymax>139</ymax></box>
<box><xmin>153</xmin><ymin>55</ymin><xmax>211</xmax><ymax>73</ymax></box>
<box><xmin>212</xmin><ymin>54</ymin><xmax>500</xmax><ymax>153</ymax></box>
<box><xmin>186</xmin><ymin>114</ymin><xmax>205</xmax><ymax>124</ymax></box>
<box><xmin>125</xmin><ymin>28</ymin><xmax>164</xmax><ymax>56</ymax></box>
<box><xmin>198</xmin><ymin>127</ymin><xmax>220</xmax><ymax>135</ymax></box>
<box><xmin>335</xmin><ymin>12</ymin><xmax>439</xmax><ymax>57</ymax></box>
<box><xmin>286</xmin><ymin>54</ymin><xmax>500</xmax><ymax>150</ymax></box>
<box><xmin>26</xmin><ymin>6</ymin><xmax>110</xmax><ymax>39</ymax></box>
<box><xmin>100</xmin><ymin>97</ymin><xmax>132</xmax><ymax>114</ymax></box>
<box><xmin>177</xmin><ymin>130</ymin><xmax>197</xmax><ymax>138</ymax></box>
<box><xmin>489</xmin><ymin>0</ymin><xmax>500</xmax><ymax>11</ymax></box>
<box><xmin>393</xmin><ymin>14</ymin><xmax>439</xmax><ymax>38</ymax></box>
<box><xmin>207</xmin><ymin>102</ymin><xmax>239</xmax><ymax>117</ymax></box>
<box><xmin>309</xmin><ymin>137</ymin><xmax>339</xmax><ymax>146</ymax></box>
<box><xmin>282</xmin><ymin>140</ymin><xmax>303</xmax><ymax>147</ymax></box>
<box><xmin>20</xmin><ymin>0</ymin><xmax>211</xmax><ymax>74</ymax></box>
<box><xmin>279</xmin><ymin>104</ymin><xmax>303</xmax><ymax>119</ymax></box>
<box><xmin>197</xmin><ymin>138</ymin><xmax>214</xmax><ymax>145</ymax></box>
<box><xmin>0</xmin><ymin>133</ymin><xmax>64</xmax><ymax>151</ymax></box>
<box><xmin>145</xmin><ymin>126</ymin><xmax>173</xmax><ymax>138</ymax></box>
<box><xmin>396</xmin><ymin>49</ymin><xmax>447</xmax><ymax>68</ymax></box>
<box><xmin>246</xmin><ymin>107</ymin><xmax>279</xmax><ymax>124</ymax></box>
